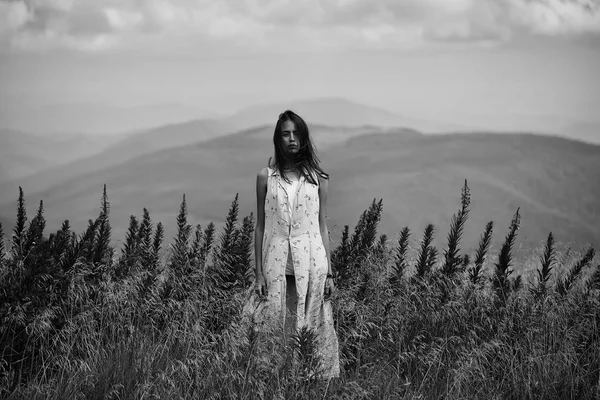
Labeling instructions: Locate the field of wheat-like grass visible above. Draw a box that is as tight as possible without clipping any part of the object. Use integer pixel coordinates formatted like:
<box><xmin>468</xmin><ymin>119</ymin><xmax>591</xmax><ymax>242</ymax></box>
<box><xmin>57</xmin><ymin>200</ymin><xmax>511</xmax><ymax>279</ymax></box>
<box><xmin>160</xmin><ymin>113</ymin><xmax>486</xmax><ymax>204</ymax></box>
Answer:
<box><xmin>1</xmin><ymin>182</ymin><xmax>599</xmax><ymax>399</ymax></box>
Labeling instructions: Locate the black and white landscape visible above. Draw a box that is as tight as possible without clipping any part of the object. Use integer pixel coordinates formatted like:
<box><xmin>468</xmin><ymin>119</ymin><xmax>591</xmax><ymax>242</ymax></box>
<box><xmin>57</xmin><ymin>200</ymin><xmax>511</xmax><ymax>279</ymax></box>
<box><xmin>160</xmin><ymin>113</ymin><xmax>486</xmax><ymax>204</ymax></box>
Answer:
<box><xmin>1</xmin><ymin>0</ymin><xmax>600</xmax><ymax>398</ymax></box>
<box><xmin>1</xmin><ymin>98</ymin><xmax>599</xmax><ymax>252</ymax></box>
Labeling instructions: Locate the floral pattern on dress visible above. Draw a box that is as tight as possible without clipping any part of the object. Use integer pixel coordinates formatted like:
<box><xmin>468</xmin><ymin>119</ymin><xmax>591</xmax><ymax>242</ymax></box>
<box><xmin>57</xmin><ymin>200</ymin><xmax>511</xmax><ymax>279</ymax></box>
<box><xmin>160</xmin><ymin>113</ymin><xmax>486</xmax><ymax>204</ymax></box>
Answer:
<box><xmin>243</xmin><ymin>167</ymin><xmax>340</xmax><ymax>379</ymax></box>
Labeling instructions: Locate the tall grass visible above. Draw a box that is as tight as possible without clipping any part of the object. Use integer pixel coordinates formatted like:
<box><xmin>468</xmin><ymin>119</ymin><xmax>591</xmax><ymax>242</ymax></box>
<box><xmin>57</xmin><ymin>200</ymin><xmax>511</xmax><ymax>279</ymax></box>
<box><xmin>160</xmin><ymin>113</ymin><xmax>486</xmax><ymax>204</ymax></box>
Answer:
<box><xmin>0</xmin><ymin>182</ymin><xmax>599</xmax><ymax>399</ymax></box>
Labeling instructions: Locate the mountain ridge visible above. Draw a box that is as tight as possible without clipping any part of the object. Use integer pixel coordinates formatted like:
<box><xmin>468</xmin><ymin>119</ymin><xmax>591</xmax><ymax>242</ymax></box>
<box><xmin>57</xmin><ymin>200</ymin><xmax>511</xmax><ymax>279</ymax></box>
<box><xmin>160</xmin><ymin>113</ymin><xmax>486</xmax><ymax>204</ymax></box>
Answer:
<box><xmin>1</xmin><ymin>128</ymin><xmax>598</xmax><ymax>256</ymax></box>
<box><xmin>2</xmin><ymin>98</ymin><xmax>598</xmax><ymax>256</ymax></box>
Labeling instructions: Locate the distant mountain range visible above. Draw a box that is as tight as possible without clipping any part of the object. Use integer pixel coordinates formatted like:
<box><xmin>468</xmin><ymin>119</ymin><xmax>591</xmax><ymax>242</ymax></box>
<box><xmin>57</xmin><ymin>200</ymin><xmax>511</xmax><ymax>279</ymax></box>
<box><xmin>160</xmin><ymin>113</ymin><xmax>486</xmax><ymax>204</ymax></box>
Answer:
<box><xmin>0</xmin><ymin>129</ymin><xmax>124</xmax><ymax>182</ymax></box>
<box><xmin>0</xmin><ymin>98</ymin><xmax>434</xmax><ymax>191</ymax></box>
<box><xmin>2</xmin><ymin>97</ymin><xmax>597</xmax><ymax>142</ymax></box>
<box><xmin>223</xmin><ymin>97</ymin><xmax>471</xmax><ymax>133</ymax></box>
<box><xmin>0</xmin><ymin>102</ymin><xmax>217</xmax><ymax>135</ymax></box>
<box><xmin>0</xmin><ymin>119</ymin><xmax>234</xmax><ymax>203</ymax></box>
<box><xmin>1</xmin><ymin>98</ymin><xmax>598</xmax><ymax>261</ymax></box>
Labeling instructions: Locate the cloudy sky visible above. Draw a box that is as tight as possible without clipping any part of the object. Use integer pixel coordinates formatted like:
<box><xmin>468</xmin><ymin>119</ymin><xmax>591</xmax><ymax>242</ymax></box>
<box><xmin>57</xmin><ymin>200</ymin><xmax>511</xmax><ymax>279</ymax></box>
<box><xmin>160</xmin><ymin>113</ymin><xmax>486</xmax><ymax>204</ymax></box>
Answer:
<box><xmin>1</xmin><ymin>0</ymin><xmax>599</xmax><ymax>136</ymax></box>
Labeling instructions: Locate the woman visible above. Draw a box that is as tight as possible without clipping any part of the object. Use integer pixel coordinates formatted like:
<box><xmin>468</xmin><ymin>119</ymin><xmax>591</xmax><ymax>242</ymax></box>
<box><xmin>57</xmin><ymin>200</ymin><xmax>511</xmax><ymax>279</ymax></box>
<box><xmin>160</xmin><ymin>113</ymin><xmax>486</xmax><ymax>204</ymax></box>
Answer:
<box><xmin>248</xmin><ymin>110</ymin><xmax>340</xmax><ymax>379</ymax></box>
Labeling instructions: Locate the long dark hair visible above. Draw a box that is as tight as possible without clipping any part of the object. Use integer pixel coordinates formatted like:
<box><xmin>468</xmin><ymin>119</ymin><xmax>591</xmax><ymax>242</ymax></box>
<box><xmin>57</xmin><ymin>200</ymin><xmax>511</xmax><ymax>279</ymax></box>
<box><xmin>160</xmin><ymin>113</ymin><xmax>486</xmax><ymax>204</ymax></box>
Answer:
<box><xmin>270</xmin><ymin>110</ymin><xmax>328</xmax><ymax>185</ymax></box>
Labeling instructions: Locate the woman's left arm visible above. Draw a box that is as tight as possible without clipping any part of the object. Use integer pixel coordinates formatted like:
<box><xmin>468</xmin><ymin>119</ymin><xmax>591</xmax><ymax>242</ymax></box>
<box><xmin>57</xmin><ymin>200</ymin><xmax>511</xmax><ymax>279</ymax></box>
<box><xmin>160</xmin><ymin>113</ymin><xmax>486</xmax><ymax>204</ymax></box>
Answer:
<box><xmin>319</xmin><ymin>176</ymin><xmax>335</xmax><ymax>297</ymax></box>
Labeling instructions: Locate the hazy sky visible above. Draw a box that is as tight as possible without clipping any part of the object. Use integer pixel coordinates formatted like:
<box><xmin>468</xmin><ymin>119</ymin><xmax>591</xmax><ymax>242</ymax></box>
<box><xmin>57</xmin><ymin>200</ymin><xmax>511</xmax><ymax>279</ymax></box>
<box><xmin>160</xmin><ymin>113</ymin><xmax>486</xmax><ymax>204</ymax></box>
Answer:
<box><xmin>1</xmin><ymin>0</ymin><xmax>600</xmax><ymax>133</ymax></box>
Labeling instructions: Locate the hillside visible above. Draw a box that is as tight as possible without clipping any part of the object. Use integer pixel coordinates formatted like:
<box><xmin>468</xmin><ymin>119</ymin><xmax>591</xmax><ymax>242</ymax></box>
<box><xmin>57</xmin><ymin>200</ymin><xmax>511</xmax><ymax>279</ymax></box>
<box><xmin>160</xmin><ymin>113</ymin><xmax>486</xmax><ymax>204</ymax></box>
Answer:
<box><xmin>1</xmin><ymin>126</ymin><xmax>598</xmax><ymax>257</ymax></box>
<box><xmin>0</xmin><ymin>103</ymin><xmax>216</xmax><ymax>135</ymax></box>
<box><xmin>0</xmin><ymin>98</ymin><xmax>429</xmax><ymax>183</ymax></box>
<box><xmin>0</xmin><ymin>119</ymin><xmax>234</xmax><ymax>207</ymax></box>
<box><xmin>0</xmin><ymin>129</ymin><xmax>54</xmax><ymax>182</ymax></box>
<box><xmin>0</xmin><ymin>121</ymin><xmax>415</xmax><ymax>208</ymax></box>
<box><xmin>0</xmin><ymin>129</ymin><xmax>123</xmax><ymax>183</ymax></box>
<box><xmin>561</xmin><ymin>120</ymin><xmax>600</xmax><ymax>144</ymax></box>
<box><xmin>325</xmin><ymin>132</ymin><xmax>600</xmax><ymax>254</ymax></box>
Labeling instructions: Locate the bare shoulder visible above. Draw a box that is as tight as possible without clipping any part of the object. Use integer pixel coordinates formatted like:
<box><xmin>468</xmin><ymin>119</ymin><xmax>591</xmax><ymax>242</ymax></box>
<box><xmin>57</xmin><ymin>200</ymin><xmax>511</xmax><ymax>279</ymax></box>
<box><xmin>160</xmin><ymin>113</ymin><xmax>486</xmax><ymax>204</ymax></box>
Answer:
<box><xmin>318</xmin><ymin>174</ymin><xmax>329</xmax><ymax>202</ymax></box>
<box><xmin>258</xmin><ymin>167</ymin><xmax>269</xmax><ymax>180</ymax></box>
<box><xmin>257</xmin><ymin>167</ymin><xmax>269</xmax><ymax>187</ymax></box>
<box><xmin>318</xmin><ymin>174</ymin><xmax>329</xmax><ymax>190</ymax></box>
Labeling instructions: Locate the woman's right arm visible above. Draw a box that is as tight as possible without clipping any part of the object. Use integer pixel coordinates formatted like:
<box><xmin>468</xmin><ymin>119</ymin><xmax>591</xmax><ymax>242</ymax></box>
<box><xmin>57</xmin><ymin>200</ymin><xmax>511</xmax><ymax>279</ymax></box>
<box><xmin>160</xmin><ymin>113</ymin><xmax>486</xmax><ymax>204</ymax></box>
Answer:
<box><xmin>254</xmin><ymin>168</ymin><xmax>268</xmax><ymax>295</ymax></box>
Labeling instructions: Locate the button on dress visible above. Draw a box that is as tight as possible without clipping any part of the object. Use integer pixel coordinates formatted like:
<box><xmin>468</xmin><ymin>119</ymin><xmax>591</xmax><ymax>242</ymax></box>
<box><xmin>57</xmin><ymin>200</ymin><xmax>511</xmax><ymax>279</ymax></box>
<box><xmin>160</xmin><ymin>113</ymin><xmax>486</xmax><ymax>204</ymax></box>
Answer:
<box><xmin>245</xmin><ymin>167</ymin><xmax>340</xmax><ymax>378</ymax></box>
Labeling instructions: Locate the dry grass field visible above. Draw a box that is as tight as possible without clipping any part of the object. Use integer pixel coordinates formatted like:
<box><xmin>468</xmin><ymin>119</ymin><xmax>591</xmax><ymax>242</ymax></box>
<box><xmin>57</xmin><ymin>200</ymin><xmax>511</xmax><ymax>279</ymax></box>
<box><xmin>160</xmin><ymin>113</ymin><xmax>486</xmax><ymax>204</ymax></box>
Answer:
<box><xmin>0</xmin><ymin>181</ymin><xmax>598</xmax><ymax>399</ymax></box>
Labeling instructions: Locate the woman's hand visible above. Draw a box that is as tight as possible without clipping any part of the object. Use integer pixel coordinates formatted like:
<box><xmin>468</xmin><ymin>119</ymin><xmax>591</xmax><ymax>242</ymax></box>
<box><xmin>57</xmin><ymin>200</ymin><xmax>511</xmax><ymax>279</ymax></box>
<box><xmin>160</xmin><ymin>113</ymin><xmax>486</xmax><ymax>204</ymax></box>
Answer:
<box><xmin>255</xmin><ymin>274</ymin><xmax>267</xmax><ymax>299</ymax></box>
<box><xmin>324</xmin><ymin>276</ymin><xmax>335</xmax><ymax>299</ymax></box>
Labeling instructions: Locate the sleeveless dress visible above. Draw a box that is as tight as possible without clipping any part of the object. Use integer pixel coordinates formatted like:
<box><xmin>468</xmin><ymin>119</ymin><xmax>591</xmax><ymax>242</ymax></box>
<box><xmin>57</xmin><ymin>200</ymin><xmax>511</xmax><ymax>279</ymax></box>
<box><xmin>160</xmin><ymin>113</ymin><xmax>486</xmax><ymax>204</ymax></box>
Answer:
<box><xmin>244</xmin><ymin>167</ymin><xmax>340</xmax><ymax>379</ymax></box>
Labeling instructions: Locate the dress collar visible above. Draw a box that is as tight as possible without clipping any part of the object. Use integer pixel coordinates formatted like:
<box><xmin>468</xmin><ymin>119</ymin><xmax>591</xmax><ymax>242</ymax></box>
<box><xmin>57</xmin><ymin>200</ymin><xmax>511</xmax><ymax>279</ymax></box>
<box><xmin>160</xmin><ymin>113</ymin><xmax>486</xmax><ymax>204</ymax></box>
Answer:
<box><xmin>270</xmin><ymin>167</ymin><xmax>301</xmax><ymax>179</ymax></box>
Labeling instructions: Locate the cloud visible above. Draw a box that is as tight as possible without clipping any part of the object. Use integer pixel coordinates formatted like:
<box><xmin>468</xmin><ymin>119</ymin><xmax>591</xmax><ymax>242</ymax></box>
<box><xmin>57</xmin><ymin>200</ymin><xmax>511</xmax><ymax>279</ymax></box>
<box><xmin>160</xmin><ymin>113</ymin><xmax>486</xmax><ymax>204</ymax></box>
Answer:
<box><xmin>0</xmin><ymin>0</ymin><xmax>115</xmax><ymax>50</ymax></box>
<box><xmin>0</xmin><ymin>0</ymin><xmax>598</xmax><ymax>52</ymax></box>
<box><xmin>508</xmin><ymin>0</ymin><xmax>600</xmax><ymax>35</ymax></box>
<box><xmin>0</xmin><ymin>1</ymin><xmax>33</xmax><ymax>32</ymax></box>
<box><xmin>104</xmin><ymin>8</ymin><xmax>144</xmax><ymax>32</ymax></box>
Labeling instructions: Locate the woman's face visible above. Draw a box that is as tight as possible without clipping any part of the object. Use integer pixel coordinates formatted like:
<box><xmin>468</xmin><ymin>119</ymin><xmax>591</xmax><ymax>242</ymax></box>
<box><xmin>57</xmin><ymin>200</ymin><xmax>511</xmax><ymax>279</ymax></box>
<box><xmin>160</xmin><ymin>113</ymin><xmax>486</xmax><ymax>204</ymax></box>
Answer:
<box><xmin>281</xmin><ymin>120</ymin><xmax>300</xmax><ymax>155</ymax></box>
